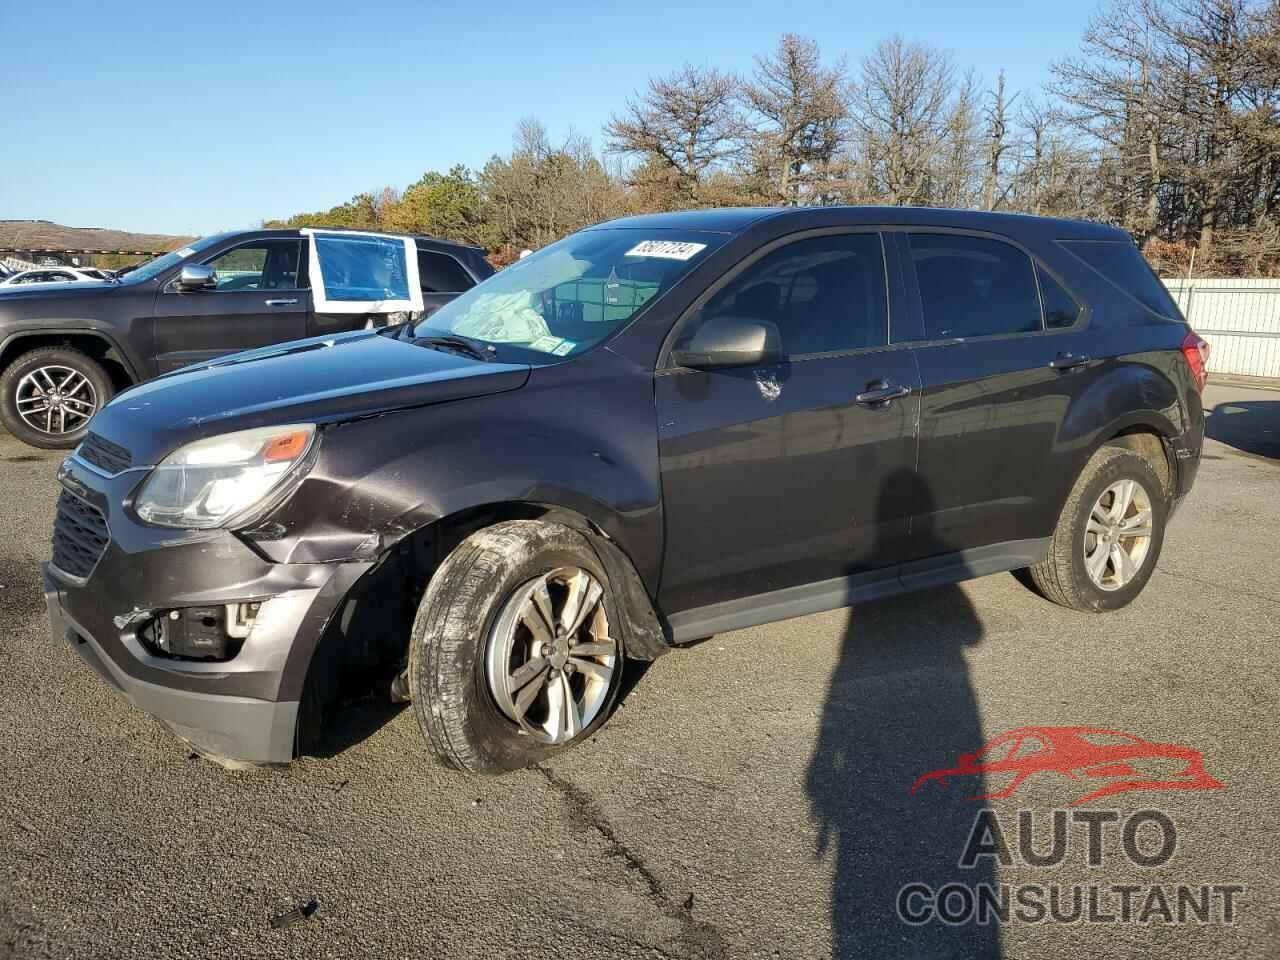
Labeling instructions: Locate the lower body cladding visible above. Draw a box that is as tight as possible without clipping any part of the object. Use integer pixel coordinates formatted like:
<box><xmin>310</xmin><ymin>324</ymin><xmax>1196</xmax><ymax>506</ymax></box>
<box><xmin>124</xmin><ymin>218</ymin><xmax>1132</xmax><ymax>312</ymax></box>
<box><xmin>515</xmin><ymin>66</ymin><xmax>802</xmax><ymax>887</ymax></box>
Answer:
<box><xmin>43</xmin><ymin>555</ymin><xmax>372</xmax><ymax>764</ymax></box>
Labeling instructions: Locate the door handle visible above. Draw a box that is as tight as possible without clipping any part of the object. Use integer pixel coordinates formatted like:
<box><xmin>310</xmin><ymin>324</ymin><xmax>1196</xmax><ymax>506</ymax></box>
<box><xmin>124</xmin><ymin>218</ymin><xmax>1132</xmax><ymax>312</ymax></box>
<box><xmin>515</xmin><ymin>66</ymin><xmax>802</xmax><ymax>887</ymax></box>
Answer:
<box><xmin>1049</xmin><ymin>352</ymin><xmax>1090</xmax><ymax>370</ymax></box>
<box><xmin>854</xmin><ymin>382</ymin><xmax>912</xmax><ymax>406</ymax></box>
<box><xmin>264</xmin><ymin>298</ymin><xmax>299</xmax><ymax>306</ymax></box>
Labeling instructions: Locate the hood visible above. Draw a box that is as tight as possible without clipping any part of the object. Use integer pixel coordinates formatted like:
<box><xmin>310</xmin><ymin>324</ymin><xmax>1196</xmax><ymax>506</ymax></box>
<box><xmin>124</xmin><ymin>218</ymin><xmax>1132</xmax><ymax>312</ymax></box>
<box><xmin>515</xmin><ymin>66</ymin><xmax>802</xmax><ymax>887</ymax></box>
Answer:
<box><xmin>90</xmin><ymin>329</ymin><xmax>531</xmax><ymax>464</ymax></box>
<box><xmin>0</xmin><ymin>280</ymin><xmax>114</xmax><ymax>300</ymax></box>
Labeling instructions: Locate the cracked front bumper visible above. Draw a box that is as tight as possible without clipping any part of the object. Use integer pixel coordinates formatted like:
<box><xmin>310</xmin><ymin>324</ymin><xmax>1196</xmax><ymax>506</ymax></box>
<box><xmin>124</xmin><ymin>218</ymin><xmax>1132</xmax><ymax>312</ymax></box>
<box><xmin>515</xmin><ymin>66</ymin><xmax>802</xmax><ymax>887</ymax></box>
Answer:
<box><xmin>44</xmin><ymin>455</ymin><xmax>372</xmax><ymax>764</ymax></box>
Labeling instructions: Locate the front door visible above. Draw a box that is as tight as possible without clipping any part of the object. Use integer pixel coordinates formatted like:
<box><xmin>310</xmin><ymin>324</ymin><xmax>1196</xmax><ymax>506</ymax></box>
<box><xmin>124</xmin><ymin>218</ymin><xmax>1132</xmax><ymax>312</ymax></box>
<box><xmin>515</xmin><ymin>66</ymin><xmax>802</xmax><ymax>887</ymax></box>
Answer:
<box><xmin>151</xmin><ymin>238</ymin><xmax>309</xmax><ymax>373</ymax></box>
<box><xmin>655</xmin><ymin>231</ymin><xmax>921</xmax><ymax>615</ymax></box>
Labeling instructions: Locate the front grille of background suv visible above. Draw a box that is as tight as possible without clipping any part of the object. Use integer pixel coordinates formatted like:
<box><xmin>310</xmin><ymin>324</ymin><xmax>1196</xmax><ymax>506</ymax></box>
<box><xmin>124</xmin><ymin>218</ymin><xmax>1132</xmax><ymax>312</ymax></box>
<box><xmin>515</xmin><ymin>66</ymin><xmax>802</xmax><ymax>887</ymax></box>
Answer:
<box><xmin>51</xmin><ymin>489</ymin><xmax>110</xmax><ymax>581</ymax></box>
<box><xmin>78</xmin><ymin>432</ymin><xmax>132</xmax><ymax>475</ymax></box>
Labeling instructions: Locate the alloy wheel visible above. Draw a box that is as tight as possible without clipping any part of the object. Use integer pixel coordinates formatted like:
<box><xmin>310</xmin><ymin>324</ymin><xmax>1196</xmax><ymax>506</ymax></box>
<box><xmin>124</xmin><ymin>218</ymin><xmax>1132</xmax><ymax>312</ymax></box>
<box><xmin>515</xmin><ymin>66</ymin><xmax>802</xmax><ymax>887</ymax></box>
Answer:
<box><xmin>1083</xmin><ymin>478</ymin><xmax>1154</xmax><ymax>591</ymax></box>
<box><xmin>484</xmin><ymin>566</ymin><xmax>618</xmax><ymax>744</ymax></box>
<box><xmin>15</xmin><ymin>365</ymin><xmax>98</xmax><ymax>436</ymax></box>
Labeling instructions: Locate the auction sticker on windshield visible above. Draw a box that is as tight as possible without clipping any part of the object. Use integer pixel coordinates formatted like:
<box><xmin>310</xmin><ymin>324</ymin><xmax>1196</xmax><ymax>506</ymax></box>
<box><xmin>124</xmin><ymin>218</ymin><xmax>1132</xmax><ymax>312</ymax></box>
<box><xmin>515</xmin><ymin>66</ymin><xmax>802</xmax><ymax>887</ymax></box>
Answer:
<box><xmin>625</xmin><ymin>240</ymin><xmax>707</xmax><ymax>260</ymax></box>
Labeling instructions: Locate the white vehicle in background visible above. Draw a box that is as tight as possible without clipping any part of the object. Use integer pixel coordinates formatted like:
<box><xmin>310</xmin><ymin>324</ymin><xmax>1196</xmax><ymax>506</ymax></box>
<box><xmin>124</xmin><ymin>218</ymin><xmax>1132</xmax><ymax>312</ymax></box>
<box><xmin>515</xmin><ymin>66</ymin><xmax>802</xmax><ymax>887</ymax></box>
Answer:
<box><xmin>0</xmin><ymin>267</ymin><xmax>111</xmax><ymax>286</ymax></box>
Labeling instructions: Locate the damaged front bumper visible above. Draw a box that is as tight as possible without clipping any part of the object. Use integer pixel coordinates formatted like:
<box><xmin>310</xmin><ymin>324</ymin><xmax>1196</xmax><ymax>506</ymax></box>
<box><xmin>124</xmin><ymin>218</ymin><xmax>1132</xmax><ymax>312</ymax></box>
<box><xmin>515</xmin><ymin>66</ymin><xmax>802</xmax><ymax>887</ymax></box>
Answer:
<box><xmin>44</xmin><ymin>455</ymin><xmax>371</xmax><ymax>764</ymax></box>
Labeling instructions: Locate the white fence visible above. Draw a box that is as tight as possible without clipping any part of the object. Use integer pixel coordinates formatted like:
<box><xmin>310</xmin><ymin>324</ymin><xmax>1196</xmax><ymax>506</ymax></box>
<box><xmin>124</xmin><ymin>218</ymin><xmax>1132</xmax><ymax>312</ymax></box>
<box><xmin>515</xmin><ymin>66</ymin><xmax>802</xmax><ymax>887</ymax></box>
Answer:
<box><xmin>1164</xmin><ymin>278</ymin><xmax>1280</xmax><ymax>379</ymax></box>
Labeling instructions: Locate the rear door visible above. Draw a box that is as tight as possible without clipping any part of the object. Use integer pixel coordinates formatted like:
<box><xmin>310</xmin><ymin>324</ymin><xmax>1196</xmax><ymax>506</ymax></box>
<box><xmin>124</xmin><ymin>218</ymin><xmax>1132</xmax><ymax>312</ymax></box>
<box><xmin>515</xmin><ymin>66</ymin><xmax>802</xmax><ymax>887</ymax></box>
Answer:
<box><xmin>656</xmin><ymin>230</ymin><xmax>921</xmax><ymax>615</ymax></box>
<box><xmin>897</xmin><ymin>231</ymin><xmax>1091</xmax><ymax>560</ymax></box>
<box><xmin>151</xmin><ymin>238</ymin><xmax>309</xmax><ymax>373</ymax></box>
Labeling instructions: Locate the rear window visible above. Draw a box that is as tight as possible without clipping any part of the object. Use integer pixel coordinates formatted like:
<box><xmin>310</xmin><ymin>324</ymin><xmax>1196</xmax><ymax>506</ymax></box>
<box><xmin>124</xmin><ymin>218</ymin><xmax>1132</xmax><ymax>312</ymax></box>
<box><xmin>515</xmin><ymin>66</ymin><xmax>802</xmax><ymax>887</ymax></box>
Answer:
<box><xmin>908</xmin><ymin>233</ymin><xmax>1042</xmax><ymax>339</ymax></box>
<box><xmin>1060</xmin><ymin>240</ymin><xmax>1181</xmax><ymax>320</ymax></box>
<box><xmin>417</xmin><ymin>250</ymin><xmax>474</xmax><ymax>293</ymax></box>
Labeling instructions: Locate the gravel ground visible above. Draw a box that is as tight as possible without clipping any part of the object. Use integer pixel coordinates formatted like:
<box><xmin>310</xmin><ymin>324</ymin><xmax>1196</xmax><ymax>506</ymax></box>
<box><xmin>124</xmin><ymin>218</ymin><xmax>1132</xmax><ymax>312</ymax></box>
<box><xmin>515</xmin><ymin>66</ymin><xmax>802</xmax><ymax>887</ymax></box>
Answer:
<box><xmin>0</xmin><ymin>383</ymin><xmax>1276</xmax><ymax>959</ymax></box>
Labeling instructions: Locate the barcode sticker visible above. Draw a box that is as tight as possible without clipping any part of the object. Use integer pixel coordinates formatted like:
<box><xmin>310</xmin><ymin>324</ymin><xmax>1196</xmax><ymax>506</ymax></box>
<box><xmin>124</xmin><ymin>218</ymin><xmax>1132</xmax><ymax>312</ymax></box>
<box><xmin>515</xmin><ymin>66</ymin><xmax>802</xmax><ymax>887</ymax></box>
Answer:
<box><xmin>624</xmin><ymin>240</ymin><xmax>707</xmax><ymax>261</ymax></box>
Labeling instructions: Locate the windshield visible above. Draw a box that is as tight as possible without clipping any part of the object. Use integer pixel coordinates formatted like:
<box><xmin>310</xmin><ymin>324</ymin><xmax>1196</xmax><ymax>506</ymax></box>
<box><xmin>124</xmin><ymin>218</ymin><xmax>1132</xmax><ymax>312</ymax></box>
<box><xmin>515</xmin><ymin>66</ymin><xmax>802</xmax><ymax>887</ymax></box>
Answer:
<box><xmin>118</xmin><ymin>233</ymin><xmax>229</xmax><ymax>284</ymax></box>
<box><xmin>412</xmin><ymin>229</ymin><xmax>724</xmax><ymax>360</ymax></box>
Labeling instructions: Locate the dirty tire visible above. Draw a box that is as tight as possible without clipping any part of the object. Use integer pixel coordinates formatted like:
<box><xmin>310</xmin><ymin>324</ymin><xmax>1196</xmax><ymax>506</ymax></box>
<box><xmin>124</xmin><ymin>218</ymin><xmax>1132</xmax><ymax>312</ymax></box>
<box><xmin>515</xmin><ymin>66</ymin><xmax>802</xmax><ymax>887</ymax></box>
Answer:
<box><xmin>409</xmin><ymin>520</ymin><xmax>624</xmax><ymax>774</ymax></box>
<box><xmin>0</xmin><ymin>346</ymin><xmax>114</xmax><ymax>449</ymax></box>
<box><xmin>1026</xmin><ymin>445</ymin><xmax>1168</xmax><ymax>612</ymax></box>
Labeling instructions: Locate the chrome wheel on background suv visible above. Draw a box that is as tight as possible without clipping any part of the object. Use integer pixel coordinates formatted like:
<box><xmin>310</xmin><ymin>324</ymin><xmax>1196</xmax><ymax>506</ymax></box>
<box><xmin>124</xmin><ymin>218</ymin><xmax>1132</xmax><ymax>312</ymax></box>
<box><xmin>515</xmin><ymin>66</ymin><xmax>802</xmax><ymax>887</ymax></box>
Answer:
<box><xmin>0</xmin><ymin>346</ymin><xmax>114</xmax><ymax>449</ymax></box>
<box><xmin>15</xmin><ymin>364</ymin><xmax>99</xmax><ymax>437</ymax></box>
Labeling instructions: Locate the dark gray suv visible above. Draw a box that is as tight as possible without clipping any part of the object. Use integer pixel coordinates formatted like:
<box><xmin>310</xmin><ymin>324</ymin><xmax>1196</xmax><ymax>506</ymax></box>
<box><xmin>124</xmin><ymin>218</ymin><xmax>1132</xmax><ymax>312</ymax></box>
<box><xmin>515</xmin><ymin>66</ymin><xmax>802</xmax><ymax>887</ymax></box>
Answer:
<box><xmin>43</xmin><ymin>206</ymin><xmax>1207</xmax><ymax>774</ymax></box>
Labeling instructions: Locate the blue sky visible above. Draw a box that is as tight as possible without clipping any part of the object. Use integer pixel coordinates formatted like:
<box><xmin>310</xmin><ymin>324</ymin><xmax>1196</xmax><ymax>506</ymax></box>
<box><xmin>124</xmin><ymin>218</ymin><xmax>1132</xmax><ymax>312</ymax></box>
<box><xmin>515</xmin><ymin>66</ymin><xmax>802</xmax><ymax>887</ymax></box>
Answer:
<box><xmin>1</xmin><ymin>0</ymin><xmax>1098</xmax><ymax>237</ymax></box>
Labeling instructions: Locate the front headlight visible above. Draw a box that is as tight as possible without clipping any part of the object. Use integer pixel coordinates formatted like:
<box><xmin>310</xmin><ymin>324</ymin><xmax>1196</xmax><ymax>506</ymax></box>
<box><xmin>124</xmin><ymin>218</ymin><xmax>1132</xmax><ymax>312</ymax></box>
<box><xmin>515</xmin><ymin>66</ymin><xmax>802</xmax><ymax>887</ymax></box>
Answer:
<box><xmin>134</xmin><ymin>424</ymin><xmax>316</xmax><ymax>529</ymax></box>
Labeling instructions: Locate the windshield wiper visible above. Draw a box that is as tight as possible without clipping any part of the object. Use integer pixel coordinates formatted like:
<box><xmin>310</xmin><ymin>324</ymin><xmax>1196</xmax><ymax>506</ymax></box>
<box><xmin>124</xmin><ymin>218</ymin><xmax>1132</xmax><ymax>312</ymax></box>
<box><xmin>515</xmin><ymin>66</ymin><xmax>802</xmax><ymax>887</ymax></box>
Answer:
<box><xmin>411</xmin><ymin>334</ymin><xmax>495</xmax><ymax>362</ymax></box>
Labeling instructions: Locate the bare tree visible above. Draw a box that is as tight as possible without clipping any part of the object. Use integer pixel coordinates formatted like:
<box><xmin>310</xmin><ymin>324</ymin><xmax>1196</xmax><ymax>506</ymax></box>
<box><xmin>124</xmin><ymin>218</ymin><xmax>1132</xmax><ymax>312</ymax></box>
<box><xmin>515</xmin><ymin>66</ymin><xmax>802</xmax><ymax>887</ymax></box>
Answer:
<box><xmin>482</xmin><ymin>119</ymin><xmax>625</xmax><ymax>258</ymax></box>
<box><xmin>605</xmin><ymin>65</ymin><xmax>744</xmax><ymax>202</ymax></box>
<box><xmin>937</xmin><ymin>70</ymin><xmax>983</xmax><ymax>207</ymax></box>
<box><xmin>1050</xmin><ymin>0</ymin><xmax>1167</xmax><ymax>235</ymax></box>
<box><xmin>1052</xmin><ymin>0</ymin><xmax>1279</xmax><ymax>248</ymax></box>
<box><xmin>266</xmin><ymin>18</ymin><xmax>1278</xmax><ymax>276</ymax></box>
<box><xmin>852</xmin><ymin>36</ymin><xmax>960</xmax><ymax>205</ymax></box>
<box><xmin>740</xmin><ymin>35</ymin><xmax>850</xmax><ymax>203</ymax></box>
<box><xmin>982</xmin><ymin>71</ymin><xmax>1018</xmax><ymax>209</ymax></box>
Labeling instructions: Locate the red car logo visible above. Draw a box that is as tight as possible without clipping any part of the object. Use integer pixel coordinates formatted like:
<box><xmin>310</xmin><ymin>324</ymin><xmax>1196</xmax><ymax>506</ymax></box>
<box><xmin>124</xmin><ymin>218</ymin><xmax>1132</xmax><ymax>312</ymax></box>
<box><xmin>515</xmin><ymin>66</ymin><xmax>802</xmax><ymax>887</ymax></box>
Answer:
<box><xmin>910</xmin><ymin>726</ymin><xmax>1224</xmax><ymax>806</ymax></box>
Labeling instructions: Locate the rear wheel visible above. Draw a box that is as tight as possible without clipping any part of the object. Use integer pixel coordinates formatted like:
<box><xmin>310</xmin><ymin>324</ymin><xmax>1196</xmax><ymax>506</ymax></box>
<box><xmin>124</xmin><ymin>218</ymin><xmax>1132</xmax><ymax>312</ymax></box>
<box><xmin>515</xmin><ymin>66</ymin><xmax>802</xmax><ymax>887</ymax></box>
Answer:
<box><xmin>1026</xmin><ymin>446</ymin><xmax>1168</xmax><ymax>612</ymax></box>
<box><xmin>0</xmin><ymin>347</ymin><xmax>113</xmax><ymax>449</ymax></box>
<box><xmin>409</xmin><ymin>520</ymin><xmax>624</xmax><ymax>774</ymax></box>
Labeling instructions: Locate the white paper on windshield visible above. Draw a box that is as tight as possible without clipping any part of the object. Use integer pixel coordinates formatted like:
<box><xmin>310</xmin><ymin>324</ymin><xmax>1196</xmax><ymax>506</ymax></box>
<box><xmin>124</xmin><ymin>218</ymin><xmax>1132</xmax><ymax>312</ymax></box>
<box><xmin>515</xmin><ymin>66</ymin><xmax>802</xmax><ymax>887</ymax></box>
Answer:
<box><xmin>174</xmin><ymin>247</ymin><xmax>195</xmax><ymax>259</ymax></box>
<box><xmin>625</xmin><ymin>240</ymin><xmax>707</xmax><ymax>260</ymax></box>
<box><xmin>528</xmin><ymin>334</ymin><xmax>566</xmax><ymax>353</ymax></box>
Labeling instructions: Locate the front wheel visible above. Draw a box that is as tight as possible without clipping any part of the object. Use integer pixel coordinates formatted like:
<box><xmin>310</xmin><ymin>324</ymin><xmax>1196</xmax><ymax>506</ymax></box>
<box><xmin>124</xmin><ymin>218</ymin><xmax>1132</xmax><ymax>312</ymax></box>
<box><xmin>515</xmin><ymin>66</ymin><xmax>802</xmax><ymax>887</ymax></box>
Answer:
<box><xmin>0</xmin><ymin>347</ymin><xmax>114</xmax><ymax>449</ymax></box>
<box><xmin>1026</xmin><ymin>445</ymin><xmax>1169</xmax><ymax>612</ymax></box>
<box><xmin>409</xmin><ymin>520</ymin><xmax>625</xmax><ymax>774</ymax></box>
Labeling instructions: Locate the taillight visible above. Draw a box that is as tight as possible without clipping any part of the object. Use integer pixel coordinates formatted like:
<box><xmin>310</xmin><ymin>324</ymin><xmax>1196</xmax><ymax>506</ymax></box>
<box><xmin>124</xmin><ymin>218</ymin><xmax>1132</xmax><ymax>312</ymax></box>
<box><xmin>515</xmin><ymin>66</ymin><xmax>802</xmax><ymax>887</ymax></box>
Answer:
<box><xmin>1181</xmin><ymin>331</ymin><xmax>1210</xmax><ymax>393</ymax></box>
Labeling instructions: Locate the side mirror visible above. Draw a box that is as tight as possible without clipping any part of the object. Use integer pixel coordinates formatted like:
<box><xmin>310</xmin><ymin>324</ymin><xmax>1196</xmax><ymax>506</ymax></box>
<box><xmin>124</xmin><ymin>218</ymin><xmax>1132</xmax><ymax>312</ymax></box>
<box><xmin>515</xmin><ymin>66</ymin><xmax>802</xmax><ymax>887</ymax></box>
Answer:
<box><xmin>670</xmin><ymin>316</ymin><xmax>782</xmax><ymax>370</ymax></box>
<box><xmin>176</xmin><ymin>264</ymin><xmax>216</xmax><ymax>292</ymax></box>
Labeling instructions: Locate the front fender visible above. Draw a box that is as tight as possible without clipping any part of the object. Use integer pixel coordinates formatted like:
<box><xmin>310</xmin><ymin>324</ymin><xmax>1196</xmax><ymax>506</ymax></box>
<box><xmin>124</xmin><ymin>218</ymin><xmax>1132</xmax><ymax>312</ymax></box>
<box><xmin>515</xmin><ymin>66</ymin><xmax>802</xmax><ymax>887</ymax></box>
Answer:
<box><xmin>243</xmin><ymin>348</ymin><xmax>665</xmax><ymax>590</ymax></box>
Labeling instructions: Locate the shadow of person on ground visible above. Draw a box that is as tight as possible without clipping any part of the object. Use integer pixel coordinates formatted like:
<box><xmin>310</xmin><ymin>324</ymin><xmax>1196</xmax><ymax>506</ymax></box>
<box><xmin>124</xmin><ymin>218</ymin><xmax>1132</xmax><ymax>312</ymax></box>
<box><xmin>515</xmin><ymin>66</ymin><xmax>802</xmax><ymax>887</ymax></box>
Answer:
<box><xmin>806</xmin><ymin>469</ymin><xmax>1000</xmax><ymax>959</ymax></box>
<box><xmin>1203</xmin><ymin>398</ymin><xmax>1280</xmax><ymax>459</ymax></box>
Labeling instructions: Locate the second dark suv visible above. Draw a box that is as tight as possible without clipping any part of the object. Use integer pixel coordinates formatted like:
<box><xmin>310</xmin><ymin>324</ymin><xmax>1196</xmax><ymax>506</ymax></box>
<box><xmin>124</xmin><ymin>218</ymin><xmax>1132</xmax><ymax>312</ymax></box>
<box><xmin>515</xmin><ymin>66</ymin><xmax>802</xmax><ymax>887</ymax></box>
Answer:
<box><xmin>0</xmin><ymin>228</ymin><xmax>492</xmax><ymax>447</ymax></box>
<box><xmin>43</xmin><ymin>206</ymin><xmax>1206</xmax><ymax>774</ymax></box>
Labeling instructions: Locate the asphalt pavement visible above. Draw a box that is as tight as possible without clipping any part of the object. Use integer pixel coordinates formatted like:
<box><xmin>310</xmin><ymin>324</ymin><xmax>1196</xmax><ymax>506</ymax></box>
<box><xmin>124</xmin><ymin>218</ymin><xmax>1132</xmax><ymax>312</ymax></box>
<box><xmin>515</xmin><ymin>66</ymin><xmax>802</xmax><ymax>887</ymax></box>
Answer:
<box><xmin>1</xmin><ymin>382</ymin><xmax>1277</xmax><ymax>959</ymax></box>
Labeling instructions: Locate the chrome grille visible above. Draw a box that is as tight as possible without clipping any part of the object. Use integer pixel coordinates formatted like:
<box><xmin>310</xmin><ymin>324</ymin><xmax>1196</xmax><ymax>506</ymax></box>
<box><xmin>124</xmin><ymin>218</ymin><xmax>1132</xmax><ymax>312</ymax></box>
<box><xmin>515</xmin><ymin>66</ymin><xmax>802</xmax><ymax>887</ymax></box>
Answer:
<box><xmin>78</xmin><ymin>432</ymin><xmax>132</xmax><ymax>475</ymax></box>
<box><xmin>51</xmin><ymin>490</ymin><xmax>109</xmax><ymax>581</ymax></box>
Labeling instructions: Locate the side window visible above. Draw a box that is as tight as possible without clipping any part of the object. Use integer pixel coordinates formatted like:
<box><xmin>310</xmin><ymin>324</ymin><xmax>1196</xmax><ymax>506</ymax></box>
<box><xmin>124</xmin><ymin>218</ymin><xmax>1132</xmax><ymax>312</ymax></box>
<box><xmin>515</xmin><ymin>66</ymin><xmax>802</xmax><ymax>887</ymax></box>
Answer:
<box><xmin>908</xmin><ymin>234</ymin><xmax>1041</xmax><ymax>339</ymax></box>
<box><xmin>204</xmin><ymin>240</ymin><xmax>303</xmax><ymax>291</ymax></box>
<box><xmin>1037</xmin><ymin>264</ymin><xmax>1082</xmax><ymax>328</ymax></box>
<box><xmin>1060</xmin><ymin>240</ymin><xmax>1181</xmax><ymax>320</ymax></box>
<box><xmin>677</xmin><ymin>233</ymin><xmax>888</xmax><ymax>358</ymax></box>
<box><xmin>417</xmin><ymin>250</ymin><xmax>474</xmax><ymax>293</ymax></box>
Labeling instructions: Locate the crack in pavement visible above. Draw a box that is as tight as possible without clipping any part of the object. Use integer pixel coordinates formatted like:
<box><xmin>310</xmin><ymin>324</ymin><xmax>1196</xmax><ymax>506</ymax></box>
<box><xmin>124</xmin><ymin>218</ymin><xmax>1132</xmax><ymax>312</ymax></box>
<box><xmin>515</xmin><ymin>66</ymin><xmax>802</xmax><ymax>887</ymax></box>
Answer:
<box><xmin>535</xmin><ymin>764</ymin><xmax>728</xmax><ymax>960</ymax></box>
